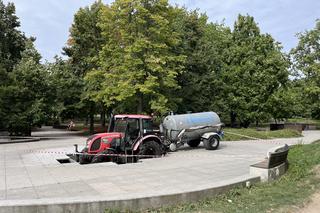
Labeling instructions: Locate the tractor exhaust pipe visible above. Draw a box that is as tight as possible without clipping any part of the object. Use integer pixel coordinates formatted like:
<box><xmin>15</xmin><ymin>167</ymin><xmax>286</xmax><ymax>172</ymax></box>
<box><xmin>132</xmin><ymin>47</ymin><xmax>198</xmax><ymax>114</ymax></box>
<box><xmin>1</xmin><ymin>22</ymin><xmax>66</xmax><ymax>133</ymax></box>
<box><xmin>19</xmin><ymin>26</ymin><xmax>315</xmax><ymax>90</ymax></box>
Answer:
<box><xmin>74</xmin><ymin>144</ymin><xmax>79</xmax><ymax>153</ymax></box>
<box><xmin>74</xmin><ymin>144</ymin><xmax>79</xmax><ymax>162</ymax></box>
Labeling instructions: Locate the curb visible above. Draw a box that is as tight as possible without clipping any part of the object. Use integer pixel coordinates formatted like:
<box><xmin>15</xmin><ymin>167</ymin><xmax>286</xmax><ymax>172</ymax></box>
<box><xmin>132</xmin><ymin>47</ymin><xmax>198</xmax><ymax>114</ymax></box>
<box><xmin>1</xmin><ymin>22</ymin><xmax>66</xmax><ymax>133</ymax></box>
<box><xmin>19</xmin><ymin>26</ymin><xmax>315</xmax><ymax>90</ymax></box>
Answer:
<box><xmin>0</xmin><ymin>137</ymin><xmax>40</xmax><ymax>144</ymax></box>
<box><xmin>0</xmin><ymin>175</ymin><xmax>260</xmax><ymax>213</ymax></box>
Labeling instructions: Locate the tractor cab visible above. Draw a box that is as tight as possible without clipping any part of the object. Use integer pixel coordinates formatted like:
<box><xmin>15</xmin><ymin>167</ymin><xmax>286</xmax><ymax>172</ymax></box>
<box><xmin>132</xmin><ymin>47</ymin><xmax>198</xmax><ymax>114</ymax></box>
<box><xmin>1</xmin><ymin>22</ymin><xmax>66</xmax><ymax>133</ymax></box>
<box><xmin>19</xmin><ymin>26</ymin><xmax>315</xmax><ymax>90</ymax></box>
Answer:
<box><xmin>109</xmin><ymin>114</ymin><xmax>154</xmax><ymax>142</ymax></box>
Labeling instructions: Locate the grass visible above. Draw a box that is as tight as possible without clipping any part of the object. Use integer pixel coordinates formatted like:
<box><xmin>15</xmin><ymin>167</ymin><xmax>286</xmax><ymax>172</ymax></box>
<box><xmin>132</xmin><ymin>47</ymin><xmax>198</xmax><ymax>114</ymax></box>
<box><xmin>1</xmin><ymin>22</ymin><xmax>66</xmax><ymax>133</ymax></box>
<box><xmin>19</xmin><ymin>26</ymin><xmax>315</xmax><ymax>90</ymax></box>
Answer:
<box><xmin>105</xmin><ymin>141</ymin><xmax>320</xmax><ymax>213</ymax></box>
<box><xmin>287</xmin><ymin>118</ymin><xmax>320</xmax><ymax>130</ymax></box>
<box><xmin>287</xmin><ymin>118</ymin><xmax>320</xmax><ymax>125</ymax></box>
<box><xmin>223</xmin><ymin>128</ymin><xmax>302</xmax><ymax>141</ymax></box>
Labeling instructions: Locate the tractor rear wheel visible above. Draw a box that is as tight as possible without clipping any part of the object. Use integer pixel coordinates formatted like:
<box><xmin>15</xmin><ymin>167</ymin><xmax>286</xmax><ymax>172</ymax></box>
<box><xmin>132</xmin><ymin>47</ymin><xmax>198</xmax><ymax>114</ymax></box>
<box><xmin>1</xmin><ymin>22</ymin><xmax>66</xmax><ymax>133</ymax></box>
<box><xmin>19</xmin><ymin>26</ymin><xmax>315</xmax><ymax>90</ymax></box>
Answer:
<box><xmin>187</xmin><ymin>139</ymin><xmax>201</xmax><ymax>147</ymax></box>
<box><xmin>138</xmin><ymin>141</ymin><xmax>162</xmax><ymax>159</ymax></box>
<box><xmin>91</xmin><ymin>149</ymin><xmax>115</xmax><ymax>163</ymax></box>
<box><xmin>203</xmin><ymin>135</ymin><xmax>220</xmax><ymax>150</ymax></box>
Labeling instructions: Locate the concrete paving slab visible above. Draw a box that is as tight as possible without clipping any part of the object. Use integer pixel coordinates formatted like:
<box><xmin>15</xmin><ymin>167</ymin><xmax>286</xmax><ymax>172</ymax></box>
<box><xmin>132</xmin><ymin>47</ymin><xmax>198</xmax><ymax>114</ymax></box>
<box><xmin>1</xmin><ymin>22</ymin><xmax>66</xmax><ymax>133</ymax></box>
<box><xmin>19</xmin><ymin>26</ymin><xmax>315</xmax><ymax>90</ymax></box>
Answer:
<box><xmin>35</xmin><ymin>183</ymin><xmax>70</xmax><ymax>198</ymax></box>
<box><xmin>6</xmin><ymin>187</ymin><xmax>38</xmax><ymax>200</ymax></box>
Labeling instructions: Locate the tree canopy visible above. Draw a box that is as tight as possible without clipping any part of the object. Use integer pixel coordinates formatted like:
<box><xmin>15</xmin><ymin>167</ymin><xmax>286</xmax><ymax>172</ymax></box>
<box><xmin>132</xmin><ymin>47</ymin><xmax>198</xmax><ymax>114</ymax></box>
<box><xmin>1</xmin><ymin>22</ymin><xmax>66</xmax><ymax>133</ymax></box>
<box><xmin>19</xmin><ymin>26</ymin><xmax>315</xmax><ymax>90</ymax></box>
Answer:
<box><xmin>1</xmin><ymin>0</ymin><xmax>320</xmax><ymax>134</ymax></box>
<box><xmin>291</xmin><ymin>20</ymin><xmax>320</xmax><ymax>119</ymax></box>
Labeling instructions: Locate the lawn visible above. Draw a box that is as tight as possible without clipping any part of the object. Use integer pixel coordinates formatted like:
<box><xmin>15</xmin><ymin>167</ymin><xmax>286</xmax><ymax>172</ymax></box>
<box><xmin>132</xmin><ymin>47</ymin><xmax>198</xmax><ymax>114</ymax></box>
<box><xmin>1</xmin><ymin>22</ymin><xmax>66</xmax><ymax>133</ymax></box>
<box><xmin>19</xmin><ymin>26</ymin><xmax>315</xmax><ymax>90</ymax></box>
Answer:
<box><xmin>287</xmin><ymin>118</ymin><xmax>320</xmax><ymax>129</ymax></box>
<box><xmin>223</xmin><ymin>128</ymin><xmax>302</xmax><ymax>141</ymax></box>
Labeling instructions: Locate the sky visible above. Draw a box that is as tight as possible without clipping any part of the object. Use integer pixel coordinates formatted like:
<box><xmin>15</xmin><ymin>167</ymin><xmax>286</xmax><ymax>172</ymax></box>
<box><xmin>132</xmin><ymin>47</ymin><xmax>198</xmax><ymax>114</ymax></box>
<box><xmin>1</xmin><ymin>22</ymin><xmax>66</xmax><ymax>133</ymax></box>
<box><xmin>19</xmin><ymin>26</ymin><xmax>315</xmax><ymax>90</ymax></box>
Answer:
<box><xmin>3</xmin><ymin>0</ymin><xmax>320</xmax><ymax>62</ymax></box>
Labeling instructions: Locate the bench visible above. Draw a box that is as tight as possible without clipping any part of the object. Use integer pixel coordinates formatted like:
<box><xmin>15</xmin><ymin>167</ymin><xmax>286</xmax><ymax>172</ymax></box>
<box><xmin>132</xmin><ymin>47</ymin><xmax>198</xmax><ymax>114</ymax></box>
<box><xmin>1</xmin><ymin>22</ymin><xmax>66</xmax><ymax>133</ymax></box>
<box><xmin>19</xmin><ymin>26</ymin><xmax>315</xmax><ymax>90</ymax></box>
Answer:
<box><xmin>250</xmin><ymin>144</ymin><xmax>289</xmax><ymax>182</ymax></box>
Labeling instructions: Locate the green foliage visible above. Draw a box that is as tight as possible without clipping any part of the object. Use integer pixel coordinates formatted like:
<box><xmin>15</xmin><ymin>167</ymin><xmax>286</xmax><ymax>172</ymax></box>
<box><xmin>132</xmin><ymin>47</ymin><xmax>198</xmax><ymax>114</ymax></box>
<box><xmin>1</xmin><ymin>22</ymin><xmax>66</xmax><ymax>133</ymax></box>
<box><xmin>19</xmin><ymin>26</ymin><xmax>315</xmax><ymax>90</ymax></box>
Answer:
<box><xmin>0</xmin><ymin>0</ymin><xmax>26</xmax><ymax>129</ymax></box>
<box><xmin>223</xmin><ymin>15</ymin><xmax>290</xmax><ymax>127</ymax></box>
<box><xmin>45</xmin><ymin>57</ymin><xmax>84</xmax><ymax>122</ymax></box>
<box><xmin>64</xmin><ymin>1</ymin><xmax>104</xmax><ymax>77</ymax></box>
<box><xmin>97</xmin><ymin>0</ymin><xmax>186</xmax><ymax>114</ymax></box>
<box><xmin>174</xmin><ymin>9</ymin><xmax>231</xmax><ymax>116</ymax></box>
<box><xmin>291</xmin><ymin>20</ymin><xmax>320</xmax><ymax>119</ymax></box>
<box><xmin>266</xmin><ymin>84</ymin><xmax>301</xmax><ymax>122</ymax></box>
<box><xmin>4</xmin><ymin>40</ymin><xmax>49</xmax><ymax>135</ymax></box>
<box><xmin>0</xmin><ymin>0</ymin><xmax>26</xmax><ymax>71</ymax></box>
<box><xmin>64</xmin><ymin>1</ymin><xmax>106</xmax><ymax>132</ymax></box>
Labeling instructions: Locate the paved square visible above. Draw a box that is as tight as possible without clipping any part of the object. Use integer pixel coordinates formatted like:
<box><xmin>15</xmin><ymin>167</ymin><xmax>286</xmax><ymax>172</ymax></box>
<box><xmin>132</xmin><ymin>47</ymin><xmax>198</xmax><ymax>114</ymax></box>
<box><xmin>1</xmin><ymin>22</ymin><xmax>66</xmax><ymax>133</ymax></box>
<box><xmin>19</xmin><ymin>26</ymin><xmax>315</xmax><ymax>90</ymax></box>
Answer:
<box><xmin>0</xmin><ymin>127</ymin><xmax>319</xmax><ymax>211</ymax></box>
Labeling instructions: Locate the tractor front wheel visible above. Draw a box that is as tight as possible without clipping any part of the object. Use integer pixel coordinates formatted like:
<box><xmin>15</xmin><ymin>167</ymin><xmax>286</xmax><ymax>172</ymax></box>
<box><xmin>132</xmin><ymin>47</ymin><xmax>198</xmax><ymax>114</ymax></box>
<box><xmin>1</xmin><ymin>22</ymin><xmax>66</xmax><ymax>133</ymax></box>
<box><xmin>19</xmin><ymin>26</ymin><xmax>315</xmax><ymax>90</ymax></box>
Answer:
<box><xmin>91</xmin><ymin>149</ymin><xmax>116</xmax><ymax>163</ymax></box>
<box><xmin>79</xmin><ymin>148</ymin><xmax>92</xmax><ymax>164</ymax></box>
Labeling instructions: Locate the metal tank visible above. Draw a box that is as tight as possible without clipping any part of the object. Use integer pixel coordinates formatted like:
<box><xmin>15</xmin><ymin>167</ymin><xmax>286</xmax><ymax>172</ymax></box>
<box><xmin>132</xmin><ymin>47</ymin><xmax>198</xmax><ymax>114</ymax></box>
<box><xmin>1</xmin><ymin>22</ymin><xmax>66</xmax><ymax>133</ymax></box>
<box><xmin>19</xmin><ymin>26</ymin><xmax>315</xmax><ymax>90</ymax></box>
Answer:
<box><xmin>162</xmin><ymin>112</ymin><xmax>221</xmax><ymax>141</ymax></box>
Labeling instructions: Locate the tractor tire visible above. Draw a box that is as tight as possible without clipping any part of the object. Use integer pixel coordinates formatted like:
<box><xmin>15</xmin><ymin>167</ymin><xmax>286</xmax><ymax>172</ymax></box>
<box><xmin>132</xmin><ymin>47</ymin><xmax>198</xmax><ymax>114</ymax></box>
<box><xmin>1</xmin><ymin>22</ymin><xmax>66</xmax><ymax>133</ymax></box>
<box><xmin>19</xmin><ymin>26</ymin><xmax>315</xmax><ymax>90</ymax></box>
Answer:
<box><xmin>79</xmin><ymin>148</ymin><xmax>91</xmax><ymax>164</ymax></box>
<box><xmin>203</xmin><ymin>135</ymin><xmax>220</xmax><ymax>150</ymax></box>
<box><xmin>187</xmin><ymin>139</ymin><xmax>201</xmax><ymax>147</ymax></box>
<box><xmin>91</xmin><ymin>149</ymin><xmax>115</xmax><ymax>163</ymax></box>
<box><xmin>138</xmin><ymin>141</ymin><xmax>162</xmax><ymax>159</ymax></box>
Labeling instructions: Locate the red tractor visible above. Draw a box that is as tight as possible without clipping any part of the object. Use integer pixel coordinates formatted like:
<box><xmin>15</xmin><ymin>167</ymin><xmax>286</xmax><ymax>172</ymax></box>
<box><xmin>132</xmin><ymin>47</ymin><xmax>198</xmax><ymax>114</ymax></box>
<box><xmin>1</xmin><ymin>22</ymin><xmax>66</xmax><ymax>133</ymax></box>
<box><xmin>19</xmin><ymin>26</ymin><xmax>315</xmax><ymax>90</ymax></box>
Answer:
<box><xmin>77</xmin><ymin>114</ymin><xmax>165</xmax><ymax>164</ymax></box>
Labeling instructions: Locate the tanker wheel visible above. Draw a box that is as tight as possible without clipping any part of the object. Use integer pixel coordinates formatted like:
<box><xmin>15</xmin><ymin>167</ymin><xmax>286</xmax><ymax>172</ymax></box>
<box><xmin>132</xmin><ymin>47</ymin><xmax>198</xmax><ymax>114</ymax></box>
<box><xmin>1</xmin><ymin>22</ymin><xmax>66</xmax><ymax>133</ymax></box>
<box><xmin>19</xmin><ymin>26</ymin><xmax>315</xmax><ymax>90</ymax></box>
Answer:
<box><xmin>79</xmin><ymin>148</ymin><xmax>92</xmax><ymax>164</ymax></box>
<box><xmin>138</xmin><ymin>141</ymin><xmax>162</xmax><ymax>159</ymax></box>
<box><xmin>187</xmin><ymin>139</ymin><xmax>201</xmax><ymax>147</ymax></box>
<box><xmin>91</xmin><ymin>149</ymin><xmax>115</xmax><ymax>163</ymax></box>
<box><xmin>203</xmin><ymin>135</ymin><xmax>220</xmax><ymax>150</ymax></box>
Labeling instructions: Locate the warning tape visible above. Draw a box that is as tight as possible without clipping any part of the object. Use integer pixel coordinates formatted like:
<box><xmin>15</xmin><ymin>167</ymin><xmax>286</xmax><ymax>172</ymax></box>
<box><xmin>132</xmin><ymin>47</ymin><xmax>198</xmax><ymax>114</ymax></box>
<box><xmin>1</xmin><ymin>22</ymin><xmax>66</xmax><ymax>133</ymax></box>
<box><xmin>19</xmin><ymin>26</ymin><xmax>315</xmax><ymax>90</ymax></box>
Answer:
<box><xmin>223</xmin><ymin>131</ymin><xmax>262</xmax><ymax>140</ymax></box>
<box><xmin>23</xmin><ymin>149</ymin><xmax>163</xmax><ymax>158</ymax></box>
<box><xmin>22</xmin><ymin>139</ymin><xmax>301</xmax><ymax>159</ymax></box>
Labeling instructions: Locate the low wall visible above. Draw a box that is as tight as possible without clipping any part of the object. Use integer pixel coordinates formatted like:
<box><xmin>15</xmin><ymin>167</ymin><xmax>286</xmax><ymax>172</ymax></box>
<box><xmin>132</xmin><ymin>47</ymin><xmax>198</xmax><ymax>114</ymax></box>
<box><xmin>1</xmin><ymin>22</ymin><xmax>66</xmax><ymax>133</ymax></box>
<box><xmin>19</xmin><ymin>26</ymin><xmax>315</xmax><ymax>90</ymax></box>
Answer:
<box><xmin>0</xmin><ymin>176</ymin><xmax>260</xmax><ymax>213</ymax></box>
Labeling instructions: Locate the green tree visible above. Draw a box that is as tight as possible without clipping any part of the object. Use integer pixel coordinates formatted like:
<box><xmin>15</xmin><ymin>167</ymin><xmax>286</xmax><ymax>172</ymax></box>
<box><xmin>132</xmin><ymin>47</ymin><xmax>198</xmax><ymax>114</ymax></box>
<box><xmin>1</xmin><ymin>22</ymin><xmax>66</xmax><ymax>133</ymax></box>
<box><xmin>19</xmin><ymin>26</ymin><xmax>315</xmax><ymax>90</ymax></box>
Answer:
<box><xmin>266</xmin><ymin>84</ymin><xmax>301</xmax><ymax>123</ymax></box>
<box><xmin>224</xmin><ymin>15</ymin><xmax>289</xmax><ymax>127</ymax></box>
<box><xmin>4</xmin><ymin>40</ymin><xmax>49</xmax><ymax>135</ymax></box>
<box><xmin>0</xmin><ymin>0</ymin><xmax>26</xmax><ymax>129</ymax></box>
<box><xmin>45</xmin><ymin>57</ymin><xmax>84</xmax><ymax>125</ymax></box>
<box><xmin>97</xmin><ymin>0</ymin><xmax>185</xmax><ymax>114</ymax></box>
<box><xmin>291</xmin><ymin>20</ymin><xmax>320</xmax><ymax>119</ymax></box>
<box><xmin>0</xmin><ymin>0</ymin><xmax>26</xmax><ymax>71</ymax></box>
<box><xmin>173</xmin><ymin>9</ymin><xmax>209</xmax><ymax>113</ymax></box>
<box><xmin>64</xmin><ymin>1</ymin><xmax>105</xmax><ymax>132</ymax></box>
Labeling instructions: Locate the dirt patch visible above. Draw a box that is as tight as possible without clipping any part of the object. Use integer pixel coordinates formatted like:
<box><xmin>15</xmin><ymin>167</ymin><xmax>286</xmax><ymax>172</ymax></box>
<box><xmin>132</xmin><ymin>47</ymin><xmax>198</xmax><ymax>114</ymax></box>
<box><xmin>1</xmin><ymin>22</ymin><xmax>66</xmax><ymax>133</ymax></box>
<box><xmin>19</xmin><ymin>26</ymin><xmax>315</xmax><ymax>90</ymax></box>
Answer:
<box><xmin>290</xmin><ymin>165</ymin><xmax>320</xmax><ymax>213</ymax></box>
<box><xmin>295</xmin><ymin>192</ymin><xmax>320</xmax><ymax>213</ymax></box>
<box><xmin>312</xmin><ymin>164</ymin><xmax>320</xmax><ymax>179</ymax></box>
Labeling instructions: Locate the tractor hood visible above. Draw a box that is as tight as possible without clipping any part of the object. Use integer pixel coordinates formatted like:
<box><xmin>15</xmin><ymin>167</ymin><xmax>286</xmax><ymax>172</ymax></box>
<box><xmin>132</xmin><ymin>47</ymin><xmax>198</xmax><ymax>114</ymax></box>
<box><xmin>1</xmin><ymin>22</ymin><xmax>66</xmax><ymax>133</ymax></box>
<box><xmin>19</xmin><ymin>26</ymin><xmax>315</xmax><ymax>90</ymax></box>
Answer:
<box><xmin>86</xmin><ymin>132</ymin><xmax>123</xmax><ymax>146</ymax></box>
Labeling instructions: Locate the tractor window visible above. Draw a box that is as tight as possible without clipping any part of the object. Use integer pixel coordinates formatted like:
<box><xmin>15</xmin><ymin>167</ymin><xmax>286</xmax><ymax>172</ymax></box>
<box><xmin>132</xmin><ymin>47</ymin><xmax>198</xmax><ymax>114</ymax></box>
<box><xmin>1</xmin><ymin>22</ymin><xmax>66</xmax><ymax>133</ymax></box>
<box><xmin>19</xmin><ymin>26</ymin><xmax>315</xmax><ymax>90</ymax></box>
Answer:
<box><xmin>143</xmin><ymin>119</ymin><xmax>153</xmax><ymax>133</ymax></box>
<box><xmin>90</xmin><ymin>138</ymin><xmax>101</xmax><ymax>151</ymax></box>
<box><xmin>113</xmin><ymin>119</ymin><xmax>127</xmax><ymax>133</ymax></box>
<box><xmin>114</xmin><ymin>118</ymin><xmax>139</xmax><ymax>135</ymax></box>
<box><xmin>127</xmin><ymin>119</ymin><xmax>140</xmax><ymax>139</ymax></box>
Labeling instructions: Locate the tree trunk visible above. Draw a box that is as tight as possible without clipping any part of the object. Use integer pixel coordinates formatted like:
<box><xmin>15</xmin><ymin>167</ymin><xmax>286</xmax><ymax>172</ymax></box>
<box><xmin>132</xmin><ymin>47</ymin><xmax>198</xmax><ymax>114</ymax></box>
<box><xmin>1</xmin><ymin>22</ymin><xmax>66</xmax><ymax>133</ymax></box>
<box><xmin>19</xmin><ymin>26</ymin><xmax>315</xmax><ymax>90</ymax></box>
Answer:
<box><xmin>230</xmin><ymin>111</ymin><xmax>237</xmax><ymax>127</ymax></box>
<box><xmin>137</xmin><ymin>93</ymin><xmax>143</xmax><ymax>113</ymax></box>
<box><xmin>101</xmin><ymin>108</ymin><xmax>106</xmax><ymax>127</ymax></box>
<box><xmin>240</xmin><ymin>120</ymin><xmax>250</xmax><ymax>128</ymax></box>
<box><xmin>85</xmin><ymin>116</ymin><xmax>88</xmax><ymax>126</ymax></box>
<box><xmin>89</xmin><ymin>103</ymin><xmax>94</xmax><ymax>134</ymax></box>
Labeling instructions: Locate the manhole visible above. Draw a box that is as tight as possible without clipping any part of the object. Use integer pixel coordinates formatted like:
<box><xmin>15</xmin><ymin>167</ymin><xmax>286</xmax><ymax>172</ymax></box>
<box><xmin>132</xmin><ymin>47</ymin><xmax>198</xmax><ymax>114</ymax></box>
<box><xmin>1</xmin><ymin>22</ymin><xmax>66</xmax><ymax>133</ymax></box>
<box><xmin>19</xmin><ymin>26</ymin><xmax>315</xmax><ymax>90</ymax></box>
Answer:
<box><xmin>56</xmin><ymin>158</ymin><xmax>72</xmax><ymax>164</ymax></box>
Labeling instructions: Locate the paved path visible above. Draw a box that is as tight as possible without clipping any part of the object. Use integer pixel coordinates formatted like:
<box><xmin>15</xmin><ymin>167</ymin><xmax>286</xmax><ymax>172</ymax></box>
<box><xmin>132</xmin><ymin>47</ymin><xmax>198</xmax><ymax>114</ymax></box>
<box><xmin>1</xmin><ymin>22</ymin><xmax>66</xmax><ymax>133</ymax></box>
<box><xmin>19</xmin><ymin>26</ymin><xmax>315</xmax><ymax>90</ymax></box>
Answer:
<box><xmin>0</xmin><ymin>128</ymin><xmax>319</xmax><ymax>210</ymax></box>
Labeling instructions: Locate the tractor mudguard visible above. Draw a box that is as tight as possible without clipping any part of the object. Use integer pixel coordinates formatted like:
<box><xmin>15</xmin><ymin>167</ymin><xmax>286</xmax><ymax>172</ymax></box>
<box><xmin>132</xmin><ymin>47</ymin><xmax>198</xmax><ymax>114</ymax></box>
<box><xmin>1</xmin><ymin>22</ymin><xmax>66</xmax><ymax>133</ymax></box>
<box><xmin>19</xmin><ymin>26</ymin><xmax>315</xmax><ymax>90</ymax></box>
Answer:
<box><xmin>132</xmin><ymin>135</ymin><xmax>163</xmax><ymax>151</ymax></box>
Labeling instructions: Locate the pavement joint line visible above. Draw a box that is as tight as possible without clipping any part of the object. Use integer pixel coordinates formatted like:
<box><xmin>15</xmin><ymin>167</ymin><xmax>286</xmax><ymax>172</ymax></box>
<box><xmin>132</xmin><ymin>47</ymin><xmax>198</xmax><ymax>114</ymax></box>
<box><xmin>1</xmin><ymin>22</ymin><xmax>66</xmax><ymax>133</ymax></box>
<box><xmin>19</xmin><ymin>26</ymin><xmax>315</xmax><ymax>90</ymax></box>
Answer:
<box><xmin>4</xmin><ymin>146</ymin><xmax>7</xmax><ymax>199</ymax></box>
<box><xmin>19</xmin><ymin>148</ymin><xmax>40</xmax><ymax>199</ymax></box>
